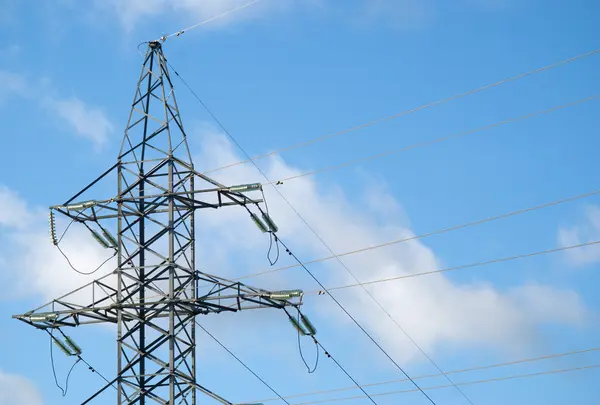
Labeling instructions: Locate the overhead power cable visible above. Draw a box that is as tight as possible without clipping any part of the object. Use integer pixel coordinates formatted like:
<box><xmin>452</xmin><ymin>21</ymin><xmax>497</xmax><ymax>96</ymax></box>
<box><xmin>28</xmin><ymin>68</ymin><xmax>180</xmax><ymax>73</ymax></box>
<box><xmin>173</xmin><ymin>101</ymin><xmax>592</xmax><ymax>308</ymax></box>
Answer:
<box><xmin>76</xmin><ymin>355</ymin><xmax>117</xmax><ymax>392</ymax></box>
<box><xmin>160</xmin><ymin>0</ymin><xmax>264</xmax><ymax>42</ymax></box>
<box><xmin>265</xmin><ymin>206</ymin><xmax>473</xmax><ymax>404</ymax></box>
<box><xmin>46</xmin><ymin>328</ymin><xmax>117</xmax><ymax>398</ymax></box>
<box><xmin>275</xmin><ymin>237</ymin><xmax>438</xmax><ymax>405</ymax></box>
<box><xmin>306</xmin><ymin>239</ymin><xmax>600</xmax><ymax>294</ymax></box>
<box><xmin>250</xmin><ymin>346</ymin><xmax>600</xmax><ymax>403</ymax></box>
<box><xmin>266</xmin><ymin>94</ymin><xmax>600</xmax><ymax>185</ymax></box>
<box><xmin>54</xmin><ymin>329</ymin><xmax>118</xmax><ymax>393</ymax></box>
<box><xmin>197</xmin><ymin>89</ymin><xmax>598</xmax><ymax>404</ymax></box>
<box><xmin>171</xmin><ymin>63</ymin><xmax>438</xmax><ymax>405</ymax></box>
<box><xmin>172</xmin><ymin>55</ymin><xmax>600</xmax><ymax>405</ymax></box>
<box><xmin>171</xmin><ymin>56</ymin><xmax>597</xmax><ymax>405</ymax></box>
<box><xmin>232</xmin><ymin>188</ymin><xmax>600</xmax><ymax>281</ymax></box>
<box><xmin>195</xmin><ymin>321</ymin><xmax>291</xmax><ymax>405</ymax></box>
<box><xmin>201</xmin><ymin>48</ymin><xmax>600</xmax><ymax>176</ymax></box>
<box><xmin>103</xmin><ymin>238</ymin><xmax>600</xmax><ymax>307</ymax></box>
<box><xmin>177</xmin><ymin>64</ymin><xmax>599</xmax><ymax>403</ymax></box>
<box><xmin>172</xmin><ymin>51</ymin><xmax>600</xmax><ymax>404</ymax></box>
<box><xmin>311</xmin><ymin>331</ymin><xmax>379</xmax><ymax>405</ymax></box>
<box><xmin>170</xmin><ymin>61</ymin><xmax>380</xmax><ymax>404</ymax></box>
<box><xmin>289</xmin><ymin>363</ymin><xmax>600</xmax><ymax>405</ymax></box>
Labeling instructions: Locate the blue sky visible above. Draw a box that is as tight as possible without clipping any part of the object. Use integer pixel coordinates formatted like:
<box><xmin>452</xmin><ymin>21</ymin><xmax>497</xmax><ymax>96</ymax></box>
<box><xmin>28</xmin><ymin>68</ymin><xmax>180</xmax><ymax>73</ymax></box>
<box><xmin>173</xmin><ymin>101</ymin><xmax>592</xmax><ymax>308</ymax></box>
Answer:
<box><xmin>1</xmin><ymin>0</ymin><xmax>599</xmax><ymax>404</ymax></box>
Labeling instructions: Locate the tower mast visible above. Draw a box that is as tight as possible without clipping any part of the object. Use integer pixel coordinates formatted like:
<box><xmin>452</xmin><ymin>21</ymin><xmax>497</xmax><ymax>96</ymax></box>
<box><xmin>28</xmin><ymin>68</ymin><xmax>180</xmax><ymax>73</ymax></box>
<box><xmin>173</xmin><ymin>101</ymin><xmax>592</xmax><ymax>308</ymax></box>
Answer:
<box><xmin>13</xmin><ymin>41</ymin><xmax>303</xmax><ymax>405</ymax></box>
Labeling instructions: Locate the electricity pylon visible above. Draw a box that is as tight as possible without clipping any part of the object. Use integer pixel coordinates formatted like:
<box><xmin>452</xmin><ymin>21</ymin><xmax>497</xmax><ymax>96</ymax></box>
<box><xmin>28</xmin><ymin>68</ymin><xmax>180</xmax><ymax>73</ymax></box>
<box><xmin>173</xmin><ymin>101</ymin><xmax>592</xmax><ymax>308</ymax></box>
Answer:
<box><xmin>13</xmin><ymin>40</ymin><xmax>304</xmax><ymax>405</ymax></box>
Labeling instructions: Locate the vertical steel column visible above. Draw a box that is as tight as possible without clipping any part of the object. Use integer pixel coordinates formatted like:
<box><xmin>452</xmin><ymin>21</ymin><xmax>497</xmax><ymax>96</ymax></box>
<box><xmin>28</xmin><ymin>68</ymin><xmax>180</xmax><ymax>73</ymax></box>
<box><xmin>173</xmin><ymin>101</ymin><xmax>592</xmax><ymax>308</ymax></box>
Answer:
<box><xmin>190</xmin><ymin>175</ymin><xmax>197</xmax><ymax>405</ymax></box>
<box><xmin>117</xmin><ymin>163</ymin><xmax>124</xmax><ymax>405</ymax></box>
<box><xmin>137</xmin><ymin>44</ymin><xmax>154</xmax><ymax>405</ymax></box>
<box><xmin>168</xmin><ymin>156</ymin><xmax>175</xmax><ymax>401</ymax></box>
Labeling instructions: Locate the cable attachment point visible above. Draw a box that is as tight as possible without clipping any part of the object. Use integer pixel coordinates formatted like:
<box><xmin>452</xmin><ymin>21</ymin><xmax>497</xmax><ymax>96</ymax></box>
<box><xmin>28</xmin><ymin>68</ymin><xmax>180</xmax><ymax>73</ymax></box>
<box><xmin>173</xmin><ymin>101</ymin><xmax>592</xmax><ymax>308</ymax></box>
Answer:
<box><xmin>286</xmin><ymin>311</ymin><xmax>317</xmax><ymax>336</ymax></box>
<box><xmin>64</xmin><ymin>335</ymin><xmax>83</xmax><ymax>356</ymax></box>
<box><xmin>262</xmin><ymin>212</ymin><xmax>278</xmax><ymax>233</ymax></box>
<box><xmin>289</xmin><ymin>315</ymin><xmax>308</xmax><ymax>336</ymax></box>
<box><xmin>250</xmin><ymin>212</ymin><xmax>268</xmax><ymax>233</ymax></box>
<box><xmin>300</xmin><ymin>313</ymin><xmax>317</xmax><ymax>336</ymax></box>
<box><xmin>49</xmin><ymin>210</ymin><xmax>58</xmax><ymax>246</ymax></box>
<box><xmin>89</xmin><ymin>229</ymin><xmax>111</xmax><ymax>249</ymax></box>
<box><xmin>52</xmin><ymin>333</ymin><xmax>83</xmax><ymax>357</ymax></box>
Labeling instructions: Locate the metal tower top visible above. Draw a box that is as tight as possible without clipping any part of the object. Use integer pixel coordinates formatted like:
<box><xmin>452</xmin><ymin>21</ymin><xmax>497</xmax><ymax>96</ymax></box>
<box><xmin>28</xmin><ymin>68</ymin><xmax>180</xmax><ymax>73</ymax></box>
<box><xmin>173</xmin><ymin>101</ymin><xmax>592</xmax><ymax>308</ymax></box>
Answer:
<box><xmin>119</xmin><ymin>40</ymin><xmax>193</xmax><ymax>165</ymax></box>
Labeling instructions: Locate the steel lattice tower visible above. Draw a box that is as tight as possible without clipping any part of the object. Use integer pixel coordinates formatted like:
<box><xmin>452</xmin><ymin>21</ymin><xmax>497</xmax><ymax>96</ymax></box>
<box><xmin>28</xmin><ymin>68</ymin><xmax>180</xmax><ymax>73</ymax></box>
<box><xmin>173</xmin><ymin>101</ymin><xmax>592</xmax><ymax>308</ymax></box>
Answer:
<box><xmin>13</xmin><ymin>41</ymin><xmax>303</xmax><ymax>405</ymax></box>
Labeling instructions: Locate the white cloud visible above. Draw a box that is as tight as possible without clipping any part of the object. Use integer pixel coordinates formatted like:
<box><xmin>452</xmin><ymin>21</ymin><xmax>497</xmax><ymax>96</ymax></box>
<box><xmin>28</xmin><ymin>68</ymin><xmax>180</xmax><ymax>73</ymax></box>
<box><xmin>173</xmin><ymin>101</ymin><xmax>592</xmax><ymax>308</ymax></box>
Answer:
<box><xmin>0</xmin><ymin>70</ymin><xmax>113</xmax><ymax>149</ymax></box>
<box><xmin>9</xmin><ymin>226</ymin><xmax>117</xmax><ymax>301</ymax></box>
<box><xmin>558</xmin><ymin>205</ymin><xmax>600</xmax><ymax>266</ymax></box>
<box><xmin>0</xmin><ymin>128</ymin><xmax>589</xmax><ymax>365</ymax></box>
<box><xmin>46</xmin><ymin>96</ymin><xmax>114</xmax><ymax>149</ymax></box>
<box><xmin>0</xmin><ymin>184</ymin><xmax>116</xmax><ymax>302</ymax></box>
<box><xmin>0</xmin><ymin>370</ymin><xmax>44</xmax><ymax>405</ymax></box>
<box><xmin>0</xmin><ymin>186</ymin><xmax>34</xmax><ymax>229</ymax></box>
<box><xmin>191</xmin><ymin>128</ymin><xmax>587</xmax><ymax>361</ymax></box>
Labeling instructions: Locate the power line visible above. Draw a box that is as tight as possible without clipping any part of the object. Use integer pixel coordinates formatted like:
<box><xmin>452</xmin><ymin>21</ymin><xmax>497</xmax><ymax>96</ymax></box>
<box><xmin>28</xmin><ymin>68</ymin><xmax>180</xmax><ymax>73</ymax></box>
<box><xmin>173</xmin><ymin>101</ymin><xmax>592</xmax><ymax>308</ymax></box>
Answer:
<box><xmin>47</xmin><ymin>329</ymin><xmax>117</xmax><ymax>397</ymax></box>
<box><xmin>271</xmin><ymin>211</ymin><xmax>474</xmax><ymax>404</ymax></box>
<box><xmin>233</xmin><ymin>188</ymin><xmax>600</xmax><ymax>281</ymax></box>
<box><xmin>289</xmin><ymin>363</ymin><xmax>600</xmax><ymax>405</ymax></box>
<box><xmin>311</xmin><ymin>333</ymin><xmax>379</xmax><ymax>405</ymax></box>
<box><xmin>303</xmin><ymin>239</ymin><xmax>600</xmax><ymax>294</ymax></box>
<box><xmin>176</xmin><ymin>57</ymin><xmax>600</xmax><ymax>403</ymax></box>
<box><xmin>171</xmin><ymin>63</ymin><xmax>439</xmax><ymax>405</ymax></box>
<box><xmin>160</xmin><ymin>0</ymin><xmax>264</xmax><ymax>42</ymax></box>
<box><xmin>285</xmin><ymin>305</ymin><xmax>378</xmax><ymax>404</ymax></box>
<box><xmin>169</xmin><ymin>58</ymin><xmax>599</xmax><ymax>404</ymax></box>
<box><xmin>171</xmin><ymin>54</ymin><xmax>600</xmax><ymax>405</ymax></box>
<box><xmin>236</xmin><ymin>94</ymin><xmax>600</xmax><ymax>405</ymax></box>
<box><xmin>193</xmin><ymin>80</ymin><xmax>598</xmax><ymax>404</ymax></box>
<box><xmin>54</xmin><ymin>329</ymin><xmax>118</xmax><ymax>392</ymax></box>
<box><xmin>171</xmin><ymin>60</ymin><xmax>380</xmax><ymax>405</ymax></box>
<box><xmin>230</xmin><ymin>174</ymin><xmax>598</xmax><ymax>405</ymax></box>
<box><xmin>76</xmin><ymin>355</ymin><xmax>118</xmax><ymax>392</ymax></box>
<box><xmin>195</xmin><ymin>321</ymin><xmax>291</xmax><ymax>405</ymax></box>
<box><xmin>266</xmin><ymin>95</ymin><xmax>600</xmax><ymax>185</ymax></box>
<box><xmin>251</xmin><ymin>346</ymin><xmax>600</xmax><ymax>403</ymax></box>
<box><xmin>201</xmin><ymin>48</ymin><xmax>600</xmax><ymax>176</ymax></box>
<box><xmin>276</xmin><ymin>237</ymin><xmax>439</xmax><ymax>405</ymax></box>
<box><xmin>104</xmin><ymin>239</ymin><xmax>600</xmax><ymax>307</ymax></box>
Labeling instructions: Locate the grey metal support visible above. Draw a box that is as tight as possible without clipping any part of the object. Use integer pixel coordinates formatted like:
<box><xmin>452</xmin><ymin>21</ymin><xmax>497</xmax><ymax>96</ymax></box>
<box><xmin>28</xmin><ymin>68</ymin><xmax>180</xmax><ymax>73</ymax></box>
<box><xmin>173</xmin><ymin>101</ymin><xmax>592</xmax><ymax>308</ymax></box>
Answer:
<box><xmin>13</xmin><ymin>41</ymin><xmax>301</xmax><ymax>405</ymax></box>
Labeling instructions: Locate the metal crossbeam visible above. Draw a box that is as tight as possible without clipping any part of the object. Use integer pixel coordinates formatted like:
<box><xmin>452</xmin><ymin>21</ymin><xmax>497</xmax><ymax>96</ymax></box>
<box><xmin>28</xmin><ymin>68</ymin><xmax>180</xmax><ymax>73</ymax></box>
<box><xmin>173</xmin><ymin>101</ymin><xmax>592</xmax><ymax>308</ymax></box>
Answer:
<box><xmin>12</xmin><ymin>41</ymin><xmax>299</xmax><ymax>405</ymax></box>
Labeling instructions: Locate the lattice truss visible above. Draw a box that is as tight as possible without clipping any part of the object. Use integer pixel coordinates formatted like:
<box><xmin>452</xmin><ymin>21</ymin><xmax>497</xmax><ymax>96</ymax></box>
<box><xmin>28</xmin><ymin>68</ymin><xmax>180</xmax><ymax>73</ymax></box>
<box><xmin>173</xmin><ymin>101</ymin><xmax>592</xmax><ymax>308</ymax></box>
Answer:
<box><xmin>13</xmin><ymin>41</ymin><xmax>302</xmax><ymax>405</ymax></box>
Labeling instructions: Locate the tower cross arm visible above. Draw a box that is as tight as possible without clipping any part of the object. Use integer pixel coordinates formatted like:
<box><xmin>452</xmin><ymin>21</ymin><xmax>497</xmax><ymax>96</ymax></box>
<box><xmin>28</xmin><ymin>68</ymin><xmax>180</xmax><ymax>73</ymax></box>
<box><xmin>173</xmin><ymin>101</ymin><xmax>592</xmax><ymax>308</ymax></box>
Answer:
<box><xmin>49</xmin><ymin>156</ymin><xmax>263</xmax><ymax>226</ymax></box>
<box><xmin>12</xmin><ymin>270</ymin><xmax>303</xmax><ymax>329</ymax></box>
